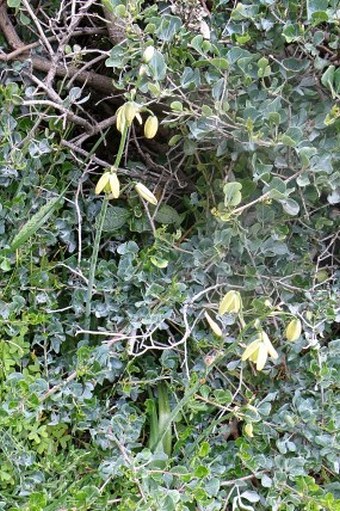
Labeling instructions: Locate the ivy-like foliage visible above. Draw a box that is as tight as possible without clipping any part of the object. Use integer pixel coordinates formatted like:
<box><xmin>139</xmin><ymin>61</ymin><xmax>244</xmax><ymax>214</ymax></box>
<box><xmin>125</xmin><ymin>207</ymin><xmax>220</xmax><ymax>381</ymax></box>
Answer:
<box><xmin>0</xmin><ymin>1</ymin><xmax>339</xmax><ymax>510</ymax></box>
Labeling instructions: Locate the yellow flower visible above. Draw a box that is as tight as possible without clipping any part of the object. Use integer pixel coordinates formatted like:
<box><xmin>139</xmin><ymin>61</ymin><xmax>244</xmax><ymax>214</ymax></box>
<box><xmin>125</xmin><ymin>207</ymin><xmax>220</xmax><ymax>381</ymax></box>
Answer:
<box><xmin>95</xmin><ymin>172</ymin><xmax>110</xmax><ymax>195</ymax></box>
<box><xmin>285</xmin><ymin>318</ymin><xmax>302</xmax><ymax>342</ymax></box>
<box><xmin>242</xmin><ymin>331</ymin><xmax>278</xmax><ymax>371</ymax></box>
<box><xmin>144</xmin><ymin>115</ymin><xmax>159</xmax><ymax>139</ymax></box>
<box><xmin>135</xmin><ymin>182</ymin><xmax>158</xmax><ymax>205</ymax></box>
<box><xmin>116</xmin><ymin>102</ymin><xmax>141</xmax><ymax>133</ymax></box>
<box><xmin>219</xmin><ymin>290</ymin><xmax>242</xmax><ymax>315</ymax></box>
<box><xmin>124</xmin><ymin>102</ymin><xmax>139</xmax><ymax>125</ymax></box>
<box><xmin>95</xmin><ymin>171</ymin><xmax>120</xmax><ymax>198</ymax></box>
<box><xmin>204</xmin><ymin>311</ymin><xmax>223</xmax><ymax>337</ymax></box>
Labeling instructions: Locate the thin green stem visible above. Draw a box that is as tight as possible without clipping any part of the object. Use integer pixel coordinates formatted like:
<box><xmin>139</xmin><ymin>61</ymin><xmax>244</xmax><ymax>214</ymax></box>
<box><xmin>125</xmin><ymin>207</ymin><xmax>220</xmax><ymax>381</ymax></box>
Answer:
<box><xmin>83</xmin><ymin>126</ymin><xmax>128</xmax><ymax>343</ymax></box>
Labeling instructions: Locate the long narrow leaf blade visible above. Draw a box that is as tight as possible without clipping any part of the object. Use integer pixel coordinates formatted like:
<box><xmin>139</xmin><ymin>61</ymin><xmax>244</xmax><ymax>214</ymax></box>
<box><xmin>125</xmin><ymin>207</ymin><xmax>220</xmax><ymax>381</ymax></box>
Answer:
<box><xmin>10</xmin><ymin>196</ymin><xmax>63</xmax><ymax>251</ymax></box>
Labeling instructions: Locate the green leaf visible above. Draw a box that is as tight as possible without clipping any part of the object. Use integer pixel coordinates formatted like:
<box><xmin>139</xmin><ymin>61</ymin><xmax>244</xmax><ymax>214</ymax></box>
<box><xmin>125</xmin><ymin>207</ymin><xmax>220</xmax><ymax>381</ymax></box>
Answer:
<box><xmin>170</xmin><ymin>101</ymin><xmax>183</xmax><ymax>112</ymax></box>
<box><xmin>210</xmin><ymin>58</ymin><xmax>229</xmax><ymax>70</ymax></box>
<box><xmin>280</xmin><ymin>198</ymin><xmax>300</xmax><ymax>216</ymax></box>
<box><xmin>280</xmin><ymin>134</ymin><xmax>297</xmax><ymax>147</ymax></box>
<box><xmin>321</xmin><ymin>65</ymin><xmax>339</xmax><ymax>98</ymax></box>
<box><xmin>194</xmin><ymin>465</ymin><xmax>209</xmax><ymax>478</ymax></box>
<box><xmin>307</xmin><ymin>0</ymin><xmax>329</xmax><ymax>21</ymax></box>
<box><xmin>223</xmin><ymin>182</ymin><xmax>242</xmax><ymax>207</ymax></box>
<box><xmin>282</xmin><ymin>23</ymin><xmax>304</xmax><ymax>43</ymax></box>
<box><xmin>149</xmin><ymin>50</ymin><xmax>167</xmax><ymax>81</ymax></box>
<box><xmin>105</xmin><ymin>45</ymin><xmax>126</xmax><ymax>68</ymax></box>
<box><xmin>156</xmin><ymin>15</ymin><xmax>182</xmax><ymax>42</ymax></box>
<box><xmin>101</xmin><ymin>206</ymin><xmax>130</xmax><ymax>232</ymax></box>
<box><xmin>10</xmin><ymin>196</ymin><xmax>63</xmax><ymax>251</ymax></box>
<box><xmin>150</xmin><ymin>256</ymin><xmax>168</xmax><ymax>268</ymax></box>
<box><xmin>154</xmin><ymin>204</ymin><xmax>181</xmax><ymax>225</ymax></box>
<box><xmin>7</xmin><ymin>0</ymin><xmax>21</xmax><ymax>7</ymax></box>
<box><xmin>181</xmin><ymin>67</ymin><xmax>201</xmax><ymax>89</ymax></box>
<box><xmin>198</xmin><ymin>441</ymin><xmax>210</xmax><ymax>457</ymax></box>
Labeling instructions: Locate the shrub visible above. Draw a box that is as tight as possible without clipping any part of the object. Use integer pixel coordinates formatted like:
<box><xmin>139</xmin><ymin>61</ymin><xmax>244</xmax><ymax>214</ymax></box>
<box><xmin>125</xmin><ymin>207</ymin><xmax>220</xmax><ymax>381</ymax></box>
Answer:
<box><xmin>0</xmin><ymin>1</ymin><xmax>339</xmax><ymax>509</ymax></box>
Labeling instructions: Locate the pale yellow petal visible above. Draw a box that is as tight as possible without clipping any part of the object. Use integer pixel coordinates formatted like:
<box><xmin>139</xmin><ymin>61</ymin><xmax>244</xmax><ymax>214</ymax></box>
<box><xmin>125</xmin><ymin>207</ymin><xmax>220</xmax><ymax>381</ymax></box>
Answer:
<box><xmin>285</xmin><ymin>318</ymin><xmax>302</xmax><ymax>342</ymax></box>
<box><xmin>135</xmin><ymin>182</ymin><xmax>158</xmax><ymax>205</ymax></box>
<box><xmin>124</xmin><ymin>102</ymin><xmax>139</xmax><ymax>125</ymax></box>
<box><xmin>241</xmin><ymin>339</ymin><xmax>261</xmax><ymax>361</ymax></box>
<box><xmin>95</xmin><ymin>172</ymin><xmax>110</xmax><ymax>195</ymax></box>
<box><xmin>116</xmin><ymin>105</ymin><xmax>126</xmax><ymax>133</ymax></box>
<box><xmin>135</xmin><ymin>112</ymin><xmax>143</xmax><ymax>125</ymax></box>
<box><xmin>204</xmin><ymin>311</ymin><xmax>223</xmax><ymax>337</ymax></box>
<box><xmin>249</xmin><ymin>347</ymin><xmax>260</xmax><ymax>363</ymax></box>
<box><xmin>256</xmin><ymin>342</ymin><xmax>268</xmax><ymax>371</ymax></box>
<box><xmin>261</xmin><ymin>331</ymin><xmax>278</xmax><ymax>360</ymax></box>
<box><xmin>109</xmin><ymin>173</ymin><xmax>120</xmax><ymax>199</ymax></box>
<box><xmin>218</xmin><ymin>290</ymin><xmax>242</xmax><ymax>315</ymax></box>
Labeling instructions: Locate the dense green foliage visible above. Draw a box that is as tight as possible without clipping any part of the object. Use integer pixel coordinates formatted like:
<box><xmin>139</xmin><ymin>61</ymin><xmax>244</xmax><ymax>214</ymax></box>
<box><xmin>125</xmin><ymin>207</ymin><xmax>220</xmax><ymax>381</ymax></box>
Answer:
<box><xmin>0</xmin><ymin>0</ymin><xmax>339</xmax><ymax>510</ymax></box>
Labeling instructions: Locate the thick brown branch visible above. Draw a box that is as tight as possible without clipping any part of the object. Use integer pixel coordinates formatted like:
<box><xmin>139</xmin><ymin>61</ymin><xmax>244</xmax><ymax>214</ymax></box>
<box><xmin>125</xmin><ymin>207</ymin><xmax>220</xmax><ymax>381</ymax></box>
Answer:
<box><xmin>0</xmin><ymin>3</ymin><xmax>115</xmax><ymax>96</ymax></box>
<box><xmin>0</xmin><ymin>28</ymin><xmax>107</xmax><ymax>62</ymax></box>
<box><xmin>0</xmin><ymin>51</ymin><xmax>116</xmax><ymax>96</ymax></box>
<box><xmin>31</xmin><ymin>57</ymin><xmax>115</xmax><ymax>96</ymax></box>
<box><xmin>0</xmin><ymin>2</ymin><xmax>25</xmax><ymax>49</ymax></box>
<box><xmin>102</xmin><ymin>3</ymin><xmax>126</xmax><ymax>45</ymax></box>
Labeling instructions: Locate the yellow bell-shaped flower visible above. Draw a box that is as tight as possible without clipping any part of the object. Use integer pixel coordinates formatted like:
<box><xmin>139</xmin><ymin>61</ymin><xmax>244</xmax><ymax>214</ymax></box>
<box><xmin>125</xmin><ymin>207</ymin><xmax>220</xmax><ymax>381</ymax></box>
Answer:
<box><xmin>242</xmin><ymin>331</ymin><xmax>278</xmax><ymax>371</ymax></box>
<box><xmin>219</xmin><ymin>290</ymin><xmax>242</xmax><ymax>315</ymax></box>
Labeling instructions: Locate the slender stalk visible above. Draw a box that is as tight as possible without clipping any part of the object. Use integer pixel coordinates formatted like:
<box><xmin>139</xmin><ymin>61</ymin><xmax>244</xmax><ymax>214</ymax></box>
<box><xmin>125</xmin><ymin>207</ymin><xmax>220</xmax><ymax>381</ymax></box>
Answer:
<box><xmin>83</xmin><ymin>126</ymin><xmax>128</xmax><ymax>342</ymax></box>
<box><xmin>83</xmin><ymin>196</ymin><xmax>108</xmax><ymax>338</ymax></box>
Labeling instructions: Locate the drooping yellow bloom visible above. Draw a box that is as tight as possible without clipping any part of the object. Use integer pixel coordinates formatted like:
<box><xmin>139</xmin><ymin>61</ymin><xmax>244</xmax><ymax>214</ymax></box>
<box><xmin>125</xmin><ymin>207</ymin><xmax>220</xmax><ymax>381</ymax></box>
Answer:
<box><xmin>242</xmin><ymin>331</ymin><xmax>278</xmax><ymax>371</ymax></box>
<box><xmin>116</xmin><ymin>102</ymin><xmax>141</xmax><ymax>133</ymax></box>
<box><xmin>285</xmin><ymin>318</ymin><xmax>302</xmax><ymax>342</ymax></box>
<box><xmin>135</xmin><ymin>182</ymin><xmax>158</xmax><ymax>205</ymax></box>
<box><xmin>95</xmin><ymin>172</ymin><xmax>110</xmax><ymax>195</ymax></box>
<box><xmin>95</xmin><ymin>171</ymin><xmax>120</xmax><ymax>198</ymax></box>
<box><xmin>124</xmin><ymin>102</ymin><xmax>139</xmax><ymax>125</ymax></box>
<box><xmin>219</xmin><ymin>290</ymin><xmax>242</xmax><ymax>315</ymax></box>
<box><xmin>204</xmin><ymin>311</ymin><xmax>223</xmax><ymax>337</ymax></box>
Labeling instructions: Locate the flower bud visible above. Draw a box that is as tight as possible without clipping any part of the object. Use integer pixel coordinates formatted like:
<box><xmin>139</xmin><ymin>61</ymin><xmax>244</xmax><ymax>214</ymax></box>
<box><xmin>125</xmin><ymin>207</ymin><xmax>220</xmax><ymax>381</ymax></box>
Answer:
<box><xmin>244</xmin><ymin>423</ymin><xmax>254</xmax><ymax>438</ymax></box>
<box><xmin>144</xmin><ymin>115</ymin><xmax>159</xmax><ymax>139</ymax></box>
<box><xmin>143</xmin><ymin>46</ymin><xmax>155</xmax><ymax>63</ymax></box>
<box><xmin>139</xmin><ymin>64</ymin><xmax>148</xmax><ymax>77</ymax></box>
<box><xmin>218</xmin><ymin>290</ymin><xmax>242</xmax><ymax>315</ymax></box>
<box><xmin>135</xmin><ymin>182</ymin><xmax>158</xmax><ymax>205</ymax></box>
<box><xmin>204</xmin><ymin>311</ymin><xmax>222</xmax><ymax>337</ymax></box>
<box><xmin>285</xmin><ymin>318</ymin><xmax>302</xmax><ymax>342</ymax></box>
